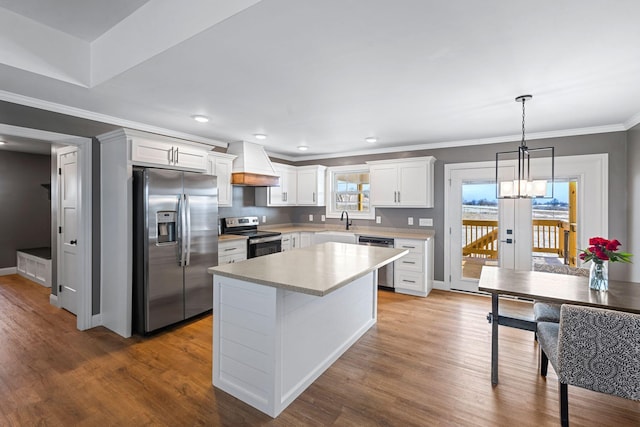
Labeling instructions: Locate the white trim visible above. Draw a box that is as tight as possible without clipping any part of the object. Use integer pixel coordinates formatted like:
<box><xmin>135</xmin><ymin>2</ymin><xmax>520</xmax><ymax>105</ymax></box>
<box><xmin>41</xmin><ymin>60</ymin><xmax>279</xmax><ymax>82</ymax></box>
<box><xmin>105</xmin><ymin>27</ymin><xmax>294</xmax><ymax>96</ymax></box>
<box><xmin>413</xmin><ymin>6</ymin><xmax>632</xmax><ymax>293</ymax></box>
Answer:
<box><xmin>0</xmin><ymin>267</ymin><xmax>17</xmax><ymax>276</ymax></box>
<box><xmin>91</xmin><ymin>313</ymin><xmax>103</xmax><ymax>328</ymax></box>
<box><xmin>0</xmin><ymin>90</ymin><xmax>227</xmax><ymax>148</ymax></box>
<box><xmin>624</xmin><ymin>110</ymin><xmax>640</xmax><ymax>130</ymax></box>
<box><xmin>444</xmin><ymin>154</ymin><xmax>608</xmax><ymax>290</ymax></box>
<box><xmin>57</xmin><ymin>137</ymin><xmax>93</xmax><ymax>331</ymax></box>
<box><xmin>269</xmin><ymin>124</ymin><xmax>625</xmax><ymax>161</ymax></box>
<box><xmin>432</xmin><ymin>280</ymin><xmax>447</xmax><ymax>291</ymax></box>
<box><xmin>324</xmin><ymin>164</ymin><xmax>376</xmax><ymax>220</ymax></box>
<box><xmin>49</xmin><ymin>293</ymin><xmax>59</xmax><ymax>307</ymax></box>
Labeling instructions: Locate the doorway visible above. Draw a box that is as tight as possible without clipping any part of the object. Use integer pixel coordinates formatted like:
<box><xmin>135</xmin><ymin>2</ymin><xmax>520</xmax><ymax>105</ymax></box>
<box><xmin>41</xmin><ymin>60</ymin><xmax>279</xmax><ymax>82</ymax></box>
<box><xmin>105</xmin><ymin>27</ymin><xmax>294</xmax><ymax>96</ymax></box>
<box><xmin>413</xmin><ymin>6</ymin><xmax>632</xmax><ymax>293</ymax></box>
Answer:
<box><xmin>444</xmin><ymin>154</ymin><xmax>608</xmax><ymax>292</ymax></box>
<box><xmin>0</xmin><ymin>124</ymin><xmax>93</xmax><ymax>330</ymax></box>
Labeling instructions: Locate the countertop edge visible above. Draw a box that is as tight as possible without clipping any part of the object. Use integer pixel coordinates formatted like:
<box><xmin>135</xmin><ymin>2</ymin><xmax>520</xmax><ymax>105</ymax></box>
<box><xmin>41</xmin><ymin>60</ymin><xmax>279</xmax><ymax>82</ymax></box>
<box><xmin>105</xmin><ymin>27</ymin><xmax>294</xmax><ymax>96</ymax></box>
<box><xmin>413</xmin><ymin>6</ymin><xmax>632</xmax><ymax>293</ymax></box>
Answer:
<box><xmin>208</xmin><ymin>248</ymin><xmax>408</xmax><ymax>296</ymax></box>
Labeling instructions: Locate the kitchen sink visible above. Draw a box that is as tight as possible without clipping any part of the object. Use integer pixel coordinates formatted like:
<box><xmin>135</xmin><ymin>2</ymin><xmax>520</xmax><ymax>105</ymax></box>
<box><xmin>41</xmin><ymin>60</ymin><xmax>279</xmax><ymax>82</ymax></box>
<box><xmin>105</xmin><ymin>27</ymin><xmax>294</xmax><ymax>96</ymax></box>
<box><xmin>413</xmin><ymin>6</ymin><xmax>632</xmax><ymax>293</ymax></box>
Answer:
<box><xmin>314</xmin><ymin>231</ymin><xmax>357</xmax><ymax>244</ymax></box>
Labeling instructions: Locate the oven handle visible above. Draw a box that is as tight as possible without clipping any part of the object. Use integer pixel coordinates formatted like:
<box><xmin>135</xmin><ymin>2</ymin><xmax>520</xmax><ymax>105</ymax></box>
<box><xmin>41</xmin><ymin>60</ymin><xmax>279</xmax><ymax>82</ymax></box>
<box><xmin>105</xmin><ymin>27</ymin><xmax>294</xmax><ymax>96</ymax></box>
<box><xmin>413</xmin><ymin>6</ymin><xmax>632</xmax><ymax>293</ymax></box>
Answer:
<box><xmin>249</xmin><ymin>235</ymin><xmax>282</xmax><ymax>245</ymax></box>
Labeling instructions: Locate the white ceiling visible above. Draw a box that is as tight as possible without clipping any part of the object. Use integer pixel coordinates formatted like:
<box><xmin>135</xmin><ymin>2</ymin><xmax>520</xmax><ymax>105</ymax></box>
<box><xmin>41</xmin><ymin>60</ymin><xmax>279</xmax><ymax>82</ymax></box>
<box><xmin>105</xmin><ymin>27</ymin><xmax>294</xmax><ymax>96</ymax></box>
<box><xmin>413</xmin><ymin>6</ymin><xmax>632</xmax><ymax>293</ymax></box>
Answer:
<box><xmin>1</xmin><ymin>0</ymin><xmax>640</xmax><ymax>159</ymax></box>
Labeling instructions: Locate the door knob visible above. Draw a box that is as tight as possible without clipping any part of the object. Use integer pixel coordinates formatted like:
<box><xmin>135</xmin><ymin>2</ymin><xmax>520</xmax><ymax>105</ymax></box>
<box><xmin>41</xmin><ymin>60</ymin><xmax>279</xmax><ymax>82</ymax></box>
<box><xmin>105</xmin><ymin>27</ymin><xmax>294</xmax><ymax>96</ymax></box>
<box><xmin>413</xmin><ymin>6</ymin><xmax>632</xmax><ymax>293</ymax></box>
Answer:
<box><xmin>70</xmin><ymin>239</ymin><xmax>77</xmax><ymax>245</ymax></box>
<box><xmin>500</xmin><ymin>238</ymin><xmax>513</xmax><ymax>244</ymax></box>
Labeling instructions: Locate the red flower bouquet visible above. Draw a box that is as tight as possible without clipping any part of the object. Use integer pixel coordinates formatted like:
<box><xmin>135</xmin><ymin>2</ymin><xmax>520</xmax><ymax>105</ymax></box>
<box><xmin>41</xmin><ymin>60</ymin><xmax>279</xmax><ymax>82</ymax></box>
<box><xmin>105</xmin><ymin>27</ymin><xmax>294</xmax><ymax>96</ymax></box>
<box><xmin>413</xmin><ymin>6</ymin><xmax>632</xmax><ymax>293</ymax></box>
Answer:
<box><xmin>579</xmin><ymin>237</ymin><xmax>632</xmax><ymax>265</ymax></box>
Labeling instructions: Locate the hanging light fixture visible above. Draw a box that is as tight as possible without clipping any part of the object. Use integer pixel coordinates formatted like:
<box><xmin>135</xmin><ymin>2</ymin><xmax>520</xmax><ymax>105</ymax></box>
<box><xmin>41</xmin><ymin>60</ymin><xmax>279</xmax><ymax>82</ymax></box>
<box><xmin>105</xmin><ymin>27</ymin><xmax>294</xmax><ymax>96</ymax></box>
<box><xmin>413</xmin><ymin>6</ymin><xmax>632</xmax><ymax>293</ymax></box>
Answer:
<box><xmin>495</xmin><ymin>95</ymin><xmax>554</xmax><ymax>199</ymax></box>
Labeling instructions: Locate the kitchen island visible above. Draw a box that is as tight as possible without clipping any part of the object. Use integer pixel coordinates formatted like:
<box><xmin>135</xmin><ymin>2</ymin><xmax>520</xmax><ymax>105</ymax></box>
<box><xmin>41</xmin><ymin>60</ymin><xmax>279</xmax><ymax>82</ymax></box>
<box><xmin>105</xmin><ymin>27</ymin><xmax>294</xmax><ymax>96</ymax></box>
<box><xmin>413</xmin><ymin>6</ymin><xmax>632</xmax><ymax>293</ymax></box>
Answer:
<box><xmin>208</xmin><ymin>242</ymin><xmax>407</xmax><ymax>417</ymax></box>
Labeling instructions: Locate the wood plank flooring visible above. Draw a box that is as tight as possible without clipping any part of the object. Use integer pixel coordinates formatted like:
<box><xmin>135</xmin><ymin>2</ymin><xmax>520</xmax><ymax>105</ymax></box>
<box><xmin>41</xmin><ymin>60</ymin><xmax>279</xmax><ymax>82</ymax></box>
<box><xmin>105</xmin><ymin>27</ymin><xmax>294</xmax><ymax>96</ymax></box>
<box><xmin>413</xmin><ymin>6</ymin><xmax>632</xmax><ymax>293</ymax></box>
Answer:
<box><xmin>1</xmin><ymin>274</ymin><xmax>638</xmax><ymax>426</ymax></box>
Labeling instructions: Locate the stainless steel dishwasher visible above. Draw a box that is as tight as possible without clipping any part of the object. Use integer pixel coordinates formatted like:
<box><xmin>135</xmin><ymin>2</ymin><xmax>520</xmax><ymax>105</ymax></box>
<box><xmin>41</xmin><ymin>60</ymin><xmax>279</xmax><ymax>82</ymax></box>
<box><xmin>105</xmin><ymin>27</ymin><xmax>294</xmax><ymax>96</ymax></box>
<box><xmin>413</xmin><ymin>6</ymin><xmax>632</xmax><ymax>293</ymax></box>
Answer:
<box><xmin>358</xmin><ymin>236</ymin><xmax>395</xmax><ymax>290</ymax></box>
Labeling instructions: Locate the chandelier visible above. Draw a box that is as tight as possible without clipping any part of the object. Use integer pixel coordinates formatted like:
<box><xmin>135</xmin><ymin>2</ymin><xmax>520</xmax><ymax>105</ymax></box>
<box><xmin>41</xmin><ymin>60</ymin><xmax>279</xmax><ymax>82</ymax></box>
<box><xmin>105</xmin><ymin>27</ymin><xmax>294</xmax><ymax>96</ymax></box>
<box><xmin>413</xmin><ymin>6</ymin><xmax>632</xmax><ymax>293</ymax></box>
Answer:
<box><xmin>495</xmin><ymin>95</ymin><xmax>554</xmax><ymax>199</ymax></box>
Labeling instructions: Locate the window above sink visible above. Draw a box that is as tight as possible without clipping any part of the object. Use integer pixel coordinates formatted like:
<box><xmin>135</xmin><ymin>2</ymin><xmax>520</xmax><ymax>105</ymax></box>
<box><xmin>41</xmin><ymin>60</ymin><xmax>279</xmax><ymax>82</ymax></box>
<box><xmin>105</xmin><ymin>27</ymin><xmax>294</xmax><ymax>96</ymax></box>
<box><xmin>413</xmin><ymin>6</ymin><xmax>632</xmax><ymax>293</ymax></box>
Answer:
<box><xmin>326</xmin><ymin>165</ymin><xmax>375</xmax><ymax>220</ymax></box>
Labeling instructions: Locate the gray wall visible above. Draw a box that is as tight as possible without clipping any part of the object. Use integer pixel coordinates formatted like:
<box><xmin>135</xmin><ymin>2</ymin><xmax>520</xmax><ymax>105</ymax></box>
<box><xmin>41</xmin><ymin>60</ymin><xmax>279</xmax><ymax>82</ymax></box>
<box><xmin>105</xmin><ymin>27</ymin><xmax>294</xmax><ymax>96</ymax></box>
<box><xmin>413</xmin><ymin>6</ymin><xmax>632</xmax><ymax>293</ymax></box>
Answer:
<box><xmin>628</xmin><ymin>124</ymin><xmax>640</xmax><ymax>282</ymax></box>
<box><xmin>0</xmin><ymin>150</ymin><xmax>51</xmax><ymax>268</ymax></box>
<box><xmin>219</xmin><ymin>186</ymin><xmax>298</xmax><ymax>225</ymax></box>
<box><xmin>292</xmin><ymin>131</ymin><xmax>629</xmax><ymax>282</ymax></box>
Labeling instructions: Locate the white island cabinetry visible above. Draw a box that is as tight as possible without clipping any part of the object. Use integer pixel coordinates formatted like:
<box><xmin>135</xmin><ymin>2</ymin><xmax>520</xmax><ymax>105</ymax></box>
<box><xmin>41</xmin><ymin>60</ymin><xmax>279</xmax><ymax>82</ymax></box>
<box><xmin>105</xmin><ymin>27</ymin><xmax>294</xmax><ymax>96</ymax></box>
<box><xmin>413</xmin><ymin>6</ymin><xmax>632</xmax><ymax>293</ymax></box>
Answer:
<box><xmin>209</xmin><ymin>243</ymin><xmax>407</xmax><ymax>418</ymax></box>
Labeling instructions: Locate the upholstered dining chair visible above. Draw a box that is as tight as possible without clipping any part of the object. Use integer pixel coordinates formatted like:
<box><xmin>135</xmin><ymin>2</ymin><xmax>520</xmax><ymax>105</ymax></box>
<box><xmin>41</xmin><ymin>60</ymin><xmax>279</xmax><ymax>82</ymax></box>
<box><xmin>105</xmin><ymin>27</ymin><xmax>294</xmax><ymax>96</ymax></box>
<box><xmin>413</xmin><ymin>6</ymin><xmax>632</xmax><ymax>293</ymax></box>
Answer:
<box><xmin>537</xmin><ymin>304</ymin><xmax>640</xmax><ymax>426</ymax></box>
<box><xmin>532</xmin><ymin>264</ymin><xmax>589</xmax><ymax>323</ymax></box>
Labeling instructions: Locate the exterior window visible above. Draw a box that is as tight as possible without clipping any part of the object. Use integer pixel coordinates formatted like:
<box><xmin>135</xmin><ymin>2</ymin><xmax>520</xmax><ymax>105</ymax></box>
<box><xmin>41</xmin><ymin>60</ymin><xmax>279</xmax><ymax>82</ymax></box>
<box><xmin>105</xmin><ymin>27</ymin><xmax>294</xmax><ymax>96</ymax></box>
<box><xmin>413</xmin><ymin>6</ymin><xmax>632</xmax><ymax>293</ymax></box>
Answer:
<box><xmin>326</xmin><ymin>165</ymin><xmax>375</xmax><ymax>219</ymax></box>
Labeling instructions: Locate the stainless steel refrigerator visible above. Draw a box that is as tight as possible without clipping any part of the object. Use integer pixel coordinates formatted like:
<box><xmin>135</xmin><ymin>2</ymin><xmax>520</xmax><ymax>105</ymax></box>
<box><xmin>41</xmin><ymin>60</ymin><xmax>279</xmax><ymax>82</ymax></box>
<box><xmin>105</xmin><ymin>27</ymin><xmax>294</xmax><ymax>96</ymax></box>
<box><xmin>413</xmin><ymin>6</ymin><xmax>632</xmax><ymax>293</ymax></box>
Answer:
<box><xmin>133</xmin><ymin>167</ymin><xmax>218</xmax><ymax>334</ymax></box>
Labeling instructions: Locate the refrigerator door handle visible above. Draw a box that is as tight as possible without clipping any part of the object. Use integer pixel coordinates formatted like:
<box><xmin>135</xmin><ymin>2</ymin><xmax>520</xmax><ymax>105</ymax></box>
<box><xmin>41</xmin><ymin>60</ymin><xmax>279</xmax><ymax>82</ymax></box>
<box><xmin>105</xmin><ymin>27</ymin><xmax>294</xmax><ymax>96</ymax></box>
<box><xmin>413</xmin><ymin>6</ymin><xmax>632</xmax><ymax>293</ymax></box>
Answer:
<box><xmin>178</xmin><ymin>194</ymin><xmax>186</xmax><ymax>266</ymax></box>
<box><xmin>185</xmin><ymin>194</ymin><xmax>192</xmax><ymax>266</ymax></box>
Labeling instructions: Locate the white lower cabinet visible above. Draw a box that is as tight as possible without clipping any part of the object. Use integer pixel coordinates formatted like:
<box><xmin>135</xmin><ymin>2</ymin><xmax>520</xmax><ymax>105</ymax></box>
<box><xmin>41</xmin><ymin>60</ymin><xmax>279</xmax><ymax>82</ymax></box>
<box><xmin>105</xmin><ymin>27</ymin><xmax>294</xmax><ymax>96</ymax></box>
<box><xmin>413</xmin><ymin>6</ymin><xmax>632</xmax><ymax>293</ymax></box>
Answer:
<box><xmin>281</xmin><ymin>232</ymin><xmax>300</xmax><ymax>251</ymax></box>
<box><xmin>218</xmin><ymin>240</ymin><xmax>247</xmax><ymax>264</ymax></box>
<box><xmin>299</xmin><ymin>232</ymin><xmax>313</xmax><ymax>248</ymax></box>
<box><xmin>394</xmin><ymin>237</ymin><xmax>434</xmax><ymax>296</ymax></box>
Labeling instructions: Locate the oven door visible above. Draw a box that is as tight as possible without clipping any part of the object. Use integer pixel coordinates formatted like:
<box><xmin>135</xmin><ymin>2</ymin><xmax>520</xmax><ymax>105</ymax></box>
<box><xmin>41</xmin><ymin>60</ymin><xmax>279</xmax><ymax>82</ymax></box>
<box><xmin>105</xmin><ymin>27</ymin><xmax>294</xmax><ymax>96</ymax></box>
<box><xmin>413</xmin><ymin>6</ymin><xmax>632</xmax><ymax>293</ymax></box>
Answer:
<box><xmin>248</xmin><ymin>236</ymin><xmax>282</xmax><ymax>258</ymax></box>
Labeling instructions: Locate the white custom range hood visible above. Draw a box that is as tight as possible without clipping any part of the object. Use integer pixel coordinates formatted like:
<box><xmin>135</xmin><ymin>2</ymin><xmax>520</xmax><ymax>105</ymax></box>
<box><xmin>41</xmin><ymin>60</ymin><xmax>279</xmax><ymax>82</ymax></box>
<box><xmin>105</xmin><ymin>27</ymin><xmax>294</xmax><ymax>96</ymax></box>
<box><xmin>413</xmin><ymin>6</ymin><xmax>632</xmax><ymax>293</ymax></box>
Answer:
<box><xmin>226</xmin><ymin>141</ymin><xmax>280</xmax><ymax>186</ymax></box>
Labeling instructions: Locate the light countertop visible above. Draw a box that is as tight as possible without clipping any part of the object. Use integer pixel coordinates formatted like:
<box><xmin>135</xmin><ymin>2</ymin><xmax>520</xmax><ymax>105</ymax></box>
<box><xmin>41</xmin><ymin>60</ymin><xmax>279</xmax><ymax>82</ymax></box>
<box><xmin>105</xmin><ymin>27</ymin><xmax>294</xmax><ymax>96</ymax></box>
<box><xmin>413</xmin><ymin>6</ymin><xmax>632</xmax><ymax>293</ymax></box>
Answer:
<box><xmin>259</xmin><ymin>224</ymin><xmax>435</xmax><ymax>241</ymax></box>
<box><xmin>208</xmin><ymin>242</ymin><xmax>407</xmax><ymax>296</ymax></box>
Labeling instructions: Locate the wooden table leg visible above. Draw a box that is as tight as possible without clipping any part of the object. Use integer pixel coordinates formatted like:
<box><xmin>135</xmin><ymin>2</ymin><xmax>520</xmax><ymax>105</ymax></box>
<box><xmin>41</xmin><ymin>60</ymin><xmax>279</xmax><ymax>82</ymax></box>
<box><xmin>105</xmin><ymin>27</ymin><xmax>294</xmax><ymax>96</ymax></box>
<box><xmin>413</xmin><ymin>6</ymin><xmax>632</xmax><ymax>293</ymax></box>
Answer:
<box><xmin>491</xmin><ymin>293</ymin><xmax>499</xmax><ymax>385</ymax></box>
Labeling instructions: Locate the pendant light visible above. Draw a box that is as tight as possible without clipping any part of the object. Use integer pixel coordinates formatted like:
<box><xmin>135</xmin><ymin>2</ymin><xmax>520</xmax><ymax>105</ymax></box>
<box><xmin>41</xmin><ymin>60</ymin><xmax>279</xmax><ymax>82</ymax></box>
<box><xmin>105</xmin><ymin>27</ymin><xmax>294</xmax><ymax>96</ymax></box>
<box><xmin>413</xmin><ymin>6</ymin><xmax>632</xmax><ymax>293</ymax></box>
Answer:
<box><xmin>495</xmin><ymin>95</ymin><xmax>554</xmax><ymax>199</ymax></box>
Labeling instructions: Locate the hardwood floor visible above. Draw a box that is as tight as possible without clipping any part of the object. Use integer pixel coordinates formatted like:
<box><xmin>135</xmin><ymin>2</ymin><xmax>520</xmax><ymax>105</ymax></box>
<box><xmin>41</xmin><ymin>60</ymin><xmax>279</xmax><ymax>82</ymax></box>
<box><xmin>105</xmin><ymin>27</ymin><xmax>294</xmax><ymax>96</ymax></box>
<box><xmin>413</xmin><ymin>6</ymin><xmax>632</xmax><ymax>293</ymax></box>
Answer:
<box><xmin>1</xmin><ymin>274</ymin><xmax>638</xmax><ymax>426</ymax></box>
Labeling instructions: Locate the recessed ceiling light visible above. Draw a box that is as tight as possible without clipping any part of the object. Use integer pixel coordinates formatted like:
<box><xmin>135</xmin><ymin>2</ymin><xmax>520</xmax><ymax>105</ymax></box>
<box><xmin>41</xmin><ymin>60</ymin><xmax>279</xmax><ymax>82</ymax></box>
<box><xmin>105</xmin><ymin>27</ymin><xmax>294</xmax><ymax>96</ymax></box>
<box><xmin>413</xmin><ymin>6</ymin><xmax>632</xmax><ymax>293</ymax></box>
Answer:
<box><xmin>365</xmin><ymin>136</ymin><xmax>377</xmax><ymax>143</ymax></box>
<box><xmin>254</xmin><ymin>133</ymin><xmax>267</xmax><ymax>140</ymax></box>
<box><xmin>192</xmin><ymin>115</ymin><xmax>210</xmax><ymax>123</ymax></box>
<box><xmin>297</xmin><ymin>146</ymin><xmax>309</xmax><ymax>151</ymax></box>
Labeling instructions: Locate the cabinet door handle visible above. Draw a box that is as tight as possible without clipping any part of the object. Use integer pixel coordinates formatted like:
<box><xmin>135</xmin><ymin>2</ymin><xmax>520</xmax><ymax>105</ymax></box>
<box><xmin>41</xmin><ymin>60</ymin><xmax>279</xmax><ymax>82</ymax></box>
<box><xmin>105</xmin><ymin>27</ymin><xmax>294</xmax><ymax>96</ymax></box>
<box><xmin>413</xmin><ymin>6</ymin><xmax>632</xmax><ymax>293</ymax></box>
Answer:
<box><xmin>403</xmin><ymin>279</ymin><xmax>416</xmax><ymax>284</ymax></box>
<box><xmin>224</xmin><ymin>247</ymin><xmax>237</xmax><ymax>251</ymax></box>
<box><xmin>397</xmin><ymin>191</ymin><xmax>400</xmax><ymax>203</ymax></box>
<box><xmin>175</xmin><ymin>147</ymin><xmax>179</xmax><ymax>164</ymax></box>
<box><xmin>169</xmin><ymin>148</ymin><xmax>174</xmax><ymax>164</ymax></box>
<box><xmin>394</xmin><ymin>191</ymin><xmax>397</xmax><ymax>203</ymax></box>
<box><xmin>402</xmin><ymin>261</ymin><xmax>416</xmax><ymax>264</ymax></box>
<box><xmin>313</xmin><ymin>192</ymin><xmax>316</xmax><ymax>203</ymax></box>
<box><xmin>402</xmin><ymin>245</ymin><xmax>416</xmax><ymax>249</ymax></box>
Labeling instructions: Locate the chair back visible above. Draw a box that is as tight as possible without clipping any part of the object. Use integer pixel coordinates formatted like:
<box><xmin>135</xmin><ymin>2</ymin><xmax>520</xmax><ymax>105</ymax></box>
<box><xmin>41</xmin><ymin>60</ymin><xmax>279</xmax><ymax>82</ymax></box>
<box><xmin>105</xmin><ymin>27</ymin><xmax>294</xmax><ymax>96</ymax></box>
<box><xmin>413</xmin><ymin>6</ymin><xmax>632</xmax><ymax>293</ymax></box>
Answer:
<box><xmin>557</xmin><ymin>304</ymin><xmax>640</xmax><ymax>401</ymax></box>
<box><xmin>533</xmin><ymin>264</ymin><xmax>589</xmax><ymax>277</ymax></box>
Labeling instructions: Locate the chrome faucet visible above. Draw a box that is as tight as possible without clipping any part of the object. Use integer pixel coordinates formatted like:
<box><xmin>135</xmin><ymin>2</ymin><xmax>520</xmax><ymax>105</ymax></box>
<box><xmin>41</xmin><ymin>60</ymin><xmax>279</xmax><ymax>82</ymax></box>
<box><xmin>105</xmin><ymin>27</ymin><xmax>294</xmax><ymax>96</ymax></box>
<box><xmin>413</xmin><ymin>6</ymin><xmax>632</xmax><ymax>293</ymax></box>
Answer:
<box><xmin>340</xmin><ymin>210</ymin><xmax>353</xmax><ymax>230</ymax></box>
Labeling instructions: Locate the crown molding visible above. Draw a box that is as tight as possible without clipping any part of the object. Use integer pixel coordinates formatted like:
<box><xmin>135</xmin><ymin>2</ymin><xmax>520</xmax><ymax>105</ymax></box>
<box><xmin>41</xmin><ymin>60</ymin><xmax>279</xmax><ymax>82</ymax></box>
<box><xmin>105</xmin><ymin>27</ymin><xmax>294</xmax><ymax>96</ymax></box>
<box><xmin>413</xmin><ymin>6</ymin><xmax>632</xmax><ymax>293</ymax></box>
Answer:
<box><xmin>0</xmin><ymin>90</ymin><xmax>227</xmax><ymax>148</ymax></box>
<box><xmin>624</xmin><ymin>110</ymin><xmax>640</xmax><ymax>130</ymax></box>
<box><xmin>280</xmin><ymin>124</ymin><xmax>627</xmax><ymax>162</ymax></box>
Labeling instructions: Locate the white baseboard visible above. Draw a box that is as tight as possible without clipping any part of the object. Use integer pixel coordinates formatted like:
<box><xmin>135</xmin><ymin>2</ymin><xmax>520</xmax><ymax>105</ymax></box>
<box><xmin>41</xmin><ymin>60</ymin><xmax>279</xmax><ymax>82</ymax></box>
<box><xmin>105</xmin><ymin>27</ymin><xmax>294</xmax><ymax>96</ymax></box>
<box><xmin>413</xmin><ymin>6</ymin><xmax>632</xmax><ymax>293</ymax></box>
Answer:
<box><xmin>49</xmin><ymin>294</ymin><xmax>59</xmax><ymax>307</ymax></box>
<box><xmin>91</xmin><ymin>313</ymin><xmax>103</xmax><ymax>328</ymax></box>
<box><xmin>0</xmin><ymin>267</ymin><xmax>17</xmax><ymax>276</ymax></box>
<box><xmin>433</xmin><ymin>280</ymin><xmax>448</xmax><ymax>291</ymax></box>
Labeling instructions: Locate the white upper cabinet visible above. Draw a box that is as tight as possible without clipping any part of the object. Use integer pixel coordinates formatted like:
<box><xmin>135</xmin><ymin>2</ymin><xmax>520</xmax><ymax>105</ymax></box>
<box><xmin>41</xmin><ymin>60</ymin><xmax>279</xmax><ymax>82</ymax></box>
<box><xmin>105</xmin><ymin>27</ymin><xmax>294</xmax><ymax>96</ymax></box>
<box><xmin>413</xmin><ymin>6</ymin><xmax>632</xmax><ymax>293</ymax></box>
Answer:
<box><xmin>296</xmin><ymin>166</ymin><xmax>326</xmax><ymax>206</ymax></box>
<box><xmin>255</xmin><ymin>163</ymin><xmax>297</xmax><ymax>206</ymax></box>
<box><xmin>130</xmin><ymin>134</ymin><xmax>208</xmax><ymax>172</ymax></box>
<box><xmin>368</xmin><ymin>157</ymin><xmax>435</xmax><ymax>208</ymax></box>
<box><xmin>206</xmin><ymin>153</ymin><xmax>236</xmax><ymax>207</ymax></box>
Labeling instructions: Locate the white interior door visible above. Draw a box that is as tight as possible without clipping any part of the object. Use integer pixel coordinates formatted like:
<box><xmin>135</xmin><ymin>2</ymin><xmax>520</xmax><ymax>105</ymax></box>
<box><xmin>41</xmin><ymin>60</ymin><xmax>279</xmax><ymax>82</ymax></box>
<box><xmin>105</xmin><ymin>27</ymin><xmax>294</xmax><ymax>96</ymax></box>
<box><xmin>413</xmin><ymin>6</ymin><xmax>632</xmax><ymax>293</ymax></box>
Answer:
<box><xmin>58</xmin><ymin>146</ymin><xmax>79</xmax><ymax>315</ymax></box>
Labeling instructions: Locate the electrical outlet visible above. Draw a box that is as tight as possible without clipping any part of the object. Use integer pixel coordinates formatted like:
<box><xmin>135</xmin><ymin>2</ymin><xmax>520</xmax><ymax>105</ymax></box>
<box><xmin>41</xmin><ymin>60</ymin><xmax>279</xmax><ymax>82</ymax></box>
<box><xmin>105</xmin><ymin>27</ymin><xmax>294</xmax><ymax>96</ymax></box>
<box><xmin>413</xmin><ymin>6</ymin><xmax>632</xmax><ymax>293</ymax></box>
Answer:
<box><xmin>408</xmin><ymin>217</ymin><xmax>414</xmax><ymax>225</ymax></box>
<box><xmin>309</xmin><ymin>214</ymin><xmax>314</xmax><ymax>221</ymax></box>
<box><xmin>321</xmin><ymin>215</ymin><xmax>326</xmax><ymax>222</ymax></box>
<box><xmin>419</xmin><ymin>218</ymin><xmax>433</xmax><ymax>226</ymax></box>
<box><xmin>376</xmin><ymin>216</ymin><xmax>381</xmax><ymax>224</ymax></box>
<box><xmin>262</xmin><ymin>216</ymin><xmax>267</xmax><ymax>223</ymax></box>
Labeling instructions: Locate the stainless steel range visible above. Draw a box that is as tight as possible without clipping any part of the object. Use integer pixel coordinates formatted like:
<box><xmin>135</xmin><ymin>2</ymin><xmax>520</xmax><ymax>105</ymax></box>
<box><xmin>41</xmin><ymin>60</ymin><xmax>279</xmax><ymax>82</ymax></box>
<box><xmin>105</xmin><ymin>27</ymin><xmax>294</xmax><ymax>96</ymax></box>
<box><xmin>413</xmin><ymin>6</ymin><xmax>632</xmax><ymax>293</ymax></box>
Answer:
<box><xmin>221</xmin><ymin>216</ymin><xmax>282</xmax><ymax>258</ymax></box>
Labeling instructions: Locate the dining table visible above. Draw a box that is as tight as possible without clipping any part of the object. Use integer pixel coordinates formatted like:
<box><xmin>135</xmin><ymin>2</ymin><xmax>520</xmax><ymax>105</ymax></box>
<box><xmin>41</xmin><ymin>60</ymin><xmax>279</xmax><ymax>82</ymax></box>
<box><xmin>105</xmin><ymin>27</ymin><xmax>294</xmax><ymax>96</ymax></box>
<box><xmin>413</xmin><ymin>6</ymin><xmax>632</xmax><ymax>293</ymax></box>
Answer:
<box><xmin>478</xmin><ymin>266</ymin><xmax>640</xmax><ymax>385</ymax></box>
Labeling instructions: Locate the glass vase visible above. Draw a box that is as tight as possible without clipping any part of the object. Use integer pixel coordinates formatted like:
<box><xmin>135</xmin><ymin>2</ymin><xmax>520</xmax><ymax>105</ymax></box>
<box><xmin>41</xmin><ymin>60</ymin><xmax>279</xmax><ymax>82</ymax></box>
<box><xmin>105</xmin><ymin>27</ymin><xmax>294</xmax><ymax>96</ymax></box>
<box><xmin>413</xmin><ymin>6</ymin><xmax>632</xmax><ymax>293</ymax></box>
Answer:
<box><xmin>589</xmin><ymin>262</ymin><xmax>608</xmax><ymax>291</ymax></box>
